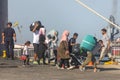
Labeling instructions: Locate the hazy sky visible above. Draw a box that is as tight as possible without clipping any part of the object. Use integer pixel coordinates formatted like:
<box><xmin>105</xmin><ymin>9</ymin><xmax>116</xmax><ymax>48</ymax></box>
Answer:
<box><xmin>8</xmin><ymin>0</ymin><xmax>120</xmax><ymax>44</ymax></box>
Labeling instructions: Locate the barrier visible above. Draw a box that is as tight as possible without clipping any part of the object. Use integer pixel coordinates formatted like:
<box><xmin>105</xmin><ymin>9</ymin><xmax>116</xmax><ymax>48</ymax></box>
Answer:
<box><xmin>111</xmin><ymin>42</ymin><xmax>120</xmax><ymax>62</ymax></box>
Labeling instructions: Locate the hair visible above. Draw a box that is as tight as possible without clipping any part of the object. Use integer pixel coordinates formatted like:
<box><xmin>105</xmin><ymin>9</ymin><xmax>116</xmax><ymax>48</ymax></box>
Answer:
<box><xmin>98</xmin><ymin>40</ymin><xmax>103</xmax><ymax>43</ymax></box>
<box><xmin>73</xmin><ymin>33</ymin><xmax>78</xmax><ymax>37</ymax></box>
<box><xmin>25</xmin><ymin>41</ymin><xmax>31</xmax><ymax>45</ymax></box>
<box><xmin>101</xmin><ymin>28</ymin><xmax>107</xmax><ymax>32</ymax></box>
<box><xmin>7</xmin><ymin>22</ymin><xmax>12</xmax><ymax>26</ymax></box>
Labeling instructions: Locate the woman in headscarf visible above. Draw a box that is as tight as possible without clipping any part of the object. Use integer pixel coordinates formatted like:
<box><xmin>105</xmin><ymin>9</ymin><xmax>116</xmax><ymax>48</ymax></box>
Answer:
<box><xmin>57</xmin><ymin>30</ymin><xmax>70</xmax><ymax>69</ymax></box>
<box><xmin>37</xmin><ymin>26</ymin><xmax>47</xmax><ymax>65</ymax></box>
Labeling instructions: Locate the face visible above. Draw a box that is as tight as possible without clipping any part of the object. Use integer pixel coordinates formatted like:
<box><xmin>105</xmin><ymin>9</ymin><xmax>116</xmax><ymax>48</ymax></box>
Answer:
<box><xmin>73</xmin><ymin>35</ymin><xmax>78</xmax><ymax>39</ymax></box>
<box><xmin>27</xmin><ymin>44</ymin><xmax>30</xmax><ymax>46</ymax></box>
<box><xmin>101</xmin><ymin>31</ymin><xmax>106</xmax><ymax>35</ymax></box>
<box><xmin>7</xmin><ymin>24</ymin><xmax>11</xmax><ymax>28</ymax></box>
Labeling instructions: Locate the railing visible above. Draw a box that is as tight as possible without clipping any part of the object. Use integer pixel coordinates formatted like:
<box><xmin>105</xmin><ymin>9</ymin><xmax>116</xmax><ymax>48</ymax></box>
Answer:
<box><xmin>14</xmin><ymin>48</ymin><xmax>34</xmax><ymax>58</ymax></box>
<box><xmin>111</xmin><ymin>42</ymin><xmax>120</xmax><ymax>62</ymax></box>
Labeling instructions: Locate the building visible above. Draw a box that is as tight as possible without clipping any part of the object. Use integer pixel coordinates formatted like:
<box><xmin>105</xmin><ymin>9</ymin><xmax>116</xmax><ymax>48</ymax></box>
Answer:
<box><xmin>0</xmin><ymin>0</ymin><xmax>8</xmax><ymax>42</ymax></box>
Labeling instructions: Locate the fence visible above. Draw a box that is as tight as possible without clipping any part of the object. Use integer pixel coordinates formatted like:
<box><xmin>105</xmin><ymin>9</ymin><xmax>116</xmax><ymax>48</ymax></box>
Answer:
<box><xmin>111</xmin><ymin>42</ymin><xmax>120</xmax><ymax>62</ymax></box>
<box><xmin>14</xmin><ymin>48</ymin><xmax>34</xmax><ymax>58</ymax></box>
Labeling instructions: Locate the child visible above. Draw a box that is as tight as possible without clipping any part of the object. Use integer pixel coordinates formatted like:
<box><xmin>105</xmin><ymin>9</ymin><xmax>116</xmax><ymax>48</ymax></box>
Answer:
<box><xmin>23</xmin><ymin>41</ymin><xmax>31</xmax><ymax>65</ymax></box>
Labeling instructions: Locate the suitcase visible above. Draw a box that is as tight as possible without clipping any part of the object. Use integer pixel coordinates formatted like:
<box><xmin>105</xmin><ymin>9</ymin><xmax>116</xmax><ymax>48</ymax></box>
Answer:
<box><xmin>80</xmin><ymin>35</ymin><xmax>97</xmax><ymax>51</ymax></box>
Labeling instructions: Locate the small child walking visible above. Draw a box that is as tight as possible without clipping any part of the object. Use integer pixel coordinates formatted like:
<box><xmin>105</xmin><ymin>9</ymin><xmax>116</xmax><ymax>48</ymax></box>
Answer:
<box><xmin>23</xmin><ymin>41</ymin><xmax>31</xmax><ymax>65</ymax></box>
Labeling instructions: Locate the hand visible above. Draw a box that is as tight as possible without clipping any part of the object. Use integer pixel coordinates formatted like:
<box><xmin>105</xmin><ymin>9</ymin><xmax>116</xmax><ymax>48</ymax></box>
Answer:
<box><xmin>65</xmin><ymin>50</ymin><xmax>69</xmax><ymax>55</ymax></box>
<box><xmin>14</xmin><ymin>39</ymin><xmax>17</xmax><ymax>42</ymax></box>
<box><xmin>1</xmin><ymin>41</ymin><xmax>5</xmax><ymax>44</ymax></box>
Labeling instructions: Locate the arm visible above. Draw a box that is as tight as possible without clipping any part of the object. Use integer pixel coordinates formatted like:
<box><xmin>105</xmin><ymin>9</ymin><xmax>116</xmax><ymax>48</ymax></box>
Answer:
<box><xmin>13</xmin><ymin>33</ymin><xmax>17</xmax><ymax>42</ymax></box>
<box><xmin>107</xmin><ymin>39</ymin><xmax>111</xmax><ymax>50</ymax></box>
<box><xmin>1</xmin><ymin>32</ymin><xmax>5</xmax><ymax>44</ymax></box>
<box><xmin>32</xmin><ymin>24</ymin><xmax>38</xmax><ymax>32</ymax></box>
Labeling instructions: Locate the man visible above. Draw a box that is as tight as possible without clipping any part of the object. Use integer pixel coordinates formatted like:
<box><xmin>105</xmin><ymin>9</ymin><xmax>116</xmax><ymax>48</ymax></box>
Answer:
<box><xmin>69</xmin><ymin>33</ymin><xmax>78</xmax><ymax>53</ymax></box>
<box><xmin>1</xmin><ymin>22</ymin><xmax>16</xmax><ymax>60</ymax></box>
<box><xmin>99</xmin><ymin>28</ymin><xmax>112</xmax><ymax>62</ymax></box>
<box><xmin>68</xmin><ymin>33</ymin><xmax>78</xmax><ymax>69</ymax></box>
<box><xmin>32</xmin><ymin>22</ymin><xmax>40</xmax><ymax>64</ymax></box>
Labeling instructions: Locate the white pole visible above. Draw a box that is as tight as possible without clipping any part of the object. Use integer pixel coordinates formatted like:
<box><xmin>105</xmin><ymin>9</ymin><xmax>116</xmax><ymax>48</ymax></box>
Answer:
<box><xmin>75</xmin><ymin>0</ymin><xmax>120</xmax><ymax>30</ymax></box>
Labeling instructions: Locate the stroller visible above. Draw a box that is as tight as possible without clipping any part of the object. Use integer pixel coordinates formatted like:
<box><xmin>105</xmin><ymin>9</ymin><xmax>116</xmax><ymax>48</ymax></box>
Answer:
<box><xmin>70</xmin><ymin>44</ymin><xmax>87</xmax><ymax>67</ymax></box>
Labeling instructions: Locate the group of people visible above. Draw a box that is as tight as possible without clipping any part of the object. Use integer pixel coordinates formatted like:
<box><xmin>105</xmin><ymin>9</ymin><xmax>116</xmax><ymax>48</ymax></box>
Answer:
<box><xmin>1</xmin><ymin>21</ymin><xmax>114</xmax><ymax>72</ymax></box>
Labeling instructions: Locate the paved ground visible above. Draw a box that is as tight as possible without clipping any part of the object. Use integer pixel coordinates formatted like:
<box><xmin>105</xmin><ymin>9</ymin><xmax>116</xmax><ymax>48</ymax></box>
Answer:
<box><xmin>0</xmin><ymin>59</ymin><xmax>120</xmax><ymax>80</ymax></box>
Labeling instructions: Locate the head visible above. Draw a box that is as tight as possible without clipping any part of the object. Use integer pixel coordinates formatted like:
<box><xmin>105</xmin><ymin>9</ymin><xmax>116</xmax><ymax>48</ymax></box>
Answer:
<box><xmin>101</xmin><ymin>28</ymin><xmax>107</xmax><ymax>35</ymax></box>
<box><xmin>54</xmin><ymin>31</ymin><xmax>58</xmax><ymax>36</ymax></box>
<box><xmin>98</xmin><ymin>40</ymin><xmax>103</xmax><ymax>45</ymax></box>
<box><xmin>7</xmin><ymin>22</ymin><xmax>12</xmax><ymax>28</ymax></box>
<box><xmin>25</xmin><ymin>41</ymin><xmax>31</xmax><ymax>46</ymax></box>
<box><xmin>63</xmin><ymin>30</ymin><xmax>69</xmax><ymax>37</ymax></box>
<box><xmin>73</xmin><ymin>33</ymin><xmax>78</xmax><ymax>39</ymax></box>
<box><xmin>61</xmin><ymin>30</ymin><xmax>69</xmax><ymax>42</ymax></box>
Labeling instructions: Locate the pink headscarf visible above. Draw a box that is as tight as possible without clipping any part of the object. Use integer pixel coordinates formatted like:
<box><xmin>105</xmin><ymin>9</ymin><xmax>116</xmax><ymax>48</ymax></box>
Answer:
<box><xmin>39</xmin><ymin>28</ymin><xmax>46</xmax><ymax>35</ymax></box>
<box><xmin>60</xmin><ymin>30</ymin><xmax>69</xmax><ymax>42</ymax></box>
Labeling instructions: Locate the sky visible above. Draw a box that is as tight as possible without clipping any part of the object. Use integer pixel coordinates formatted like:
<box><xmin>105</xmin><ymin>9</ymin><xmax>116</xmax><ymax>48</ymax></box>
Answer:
<box><xmin>8</xmin><ymin>0</ymin><xmax>120</xmax><ymax>44</ymax></box>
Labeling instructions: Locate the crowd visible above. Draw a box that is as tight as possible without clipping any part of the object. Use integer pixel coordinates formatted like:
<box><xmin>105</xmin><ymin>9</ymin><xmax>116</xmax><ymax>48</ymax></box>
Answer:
<box><xmin>1</xmin><ymin>21</ymin><xmax>114</xmax><ymax>72</ymax></box>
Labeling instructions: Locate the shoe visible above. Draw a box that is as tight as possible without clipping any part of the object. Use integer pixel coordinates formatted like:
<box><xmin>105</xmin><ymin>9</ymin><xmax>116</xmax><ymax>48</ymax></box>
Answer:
<box><xmin>94</xmin><ymin>69</ymin><xmax>100</xmax><ymax>72</ymax></box>
<box><xmin>56</xmin><ymin>65</ymin><xmax>60</xmax><ymax>69</ymax></box>
<box><xmin>67</xmin><ymin>66</ymin><xmax>75</xmax><ymax>70</ymax></box>
<box><xmin>43</xmin><ymin>63</ymin><xmax>48</xmax><ymax>65</ymax></box>
<box><xmin>37</xmin><ymin>60</ymin><xmax>40</xmax><ymax>65</ymax></box>
<box><xmin>60</xmin><ymin>67</ymin><xmax>65</xmax><ymax>70</ymax></box>
<box><xmin>79</xmin><ymin>66</ymin><xmax>85</xmax><ymax>72</ymax></box>
<box><xmin>33</xmin><ymin>61</ymin><xmax>38</xmax><ymax>65</ymax></box>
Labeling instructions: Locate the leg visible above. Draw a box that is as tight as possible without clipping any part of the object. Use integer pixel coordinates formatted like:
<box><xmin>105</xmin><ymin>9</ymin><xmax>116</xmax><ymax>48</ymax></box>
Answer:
<box><xmin>26</xmin><ymin>55</ymin><xmax>30</xmax><ymax>65</ymax></box>
<box><xmin>82</xmin><ymin>52</ymin><xmax>92</xmax><ymax>67</ymax></box>
<box><xmin>54</xmin><ymin>50</ymin><xmax>57</xmax><ymax>65</ymax></box>
<box><xmin>5</xmin><ymin>41</ymin><xmax>10</xmax><ymax>58</ymax></box>
<box><xmin>9</xmin><ymin>41</ymin><xmax>14</xmax><ymax>60</ymax></box>
<box><xmin>33</xmin><ymin>44</ymin><xmax>39</xmax><ymax>64</ymax></box>
<box><xmin>65</xmin><ymin>59</ymin><xmax>70</xmax><ymax>68</ymax></box>
<box><xmin>99</xmin><ymin>47</ymin><xmax>106</xmax><ymax>61</ymax></box>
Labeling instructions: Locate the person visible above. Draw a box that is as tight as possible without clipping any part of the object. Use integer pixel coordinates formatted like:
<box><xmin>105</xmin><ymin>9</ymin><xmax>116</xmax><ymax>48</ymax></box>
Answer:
<box><xmin>52</xmin><ymin>36</ymin><xmax>58</xmax><ymax>65</ymax></box>
<box><xmin>69</xmin><ymin>33</ymin><xmax>78</xmax><ymax>53</ymax></box>
<box><xmin>48</xmin><ymin>31</ymin><xmax>59</xmax><ymax>65</ymax></box>
<box><xmin>37</xmin><ymin>26</ymin><xmax>47</xmax><ymax>65</ymax></box>
<box><xmin>1</xmin><ymin>22</ymin><xmax>16</xmax><ymax>60</ymax></box>
<box><xmin>68</xmin><ymin>33</ymin><xmax>78</xmax><ymax>69</ymax></box>
<box><xmin>98</xmin><ymin>28</ymin><xmax>113</xmax><ymax>63</ymax></box>
<box><xmin>32</xmin><ymin>21</ymin><xmax>40</xmax><ymax>64</ymax></box>
<box><xmin>23</xmin><ymin>41</ymin><xmax>31</xmax><ymax>65</ymax></box>
<box><xmin>79</xmin><ymin>51</ymin><xmax>98</xmax><ymax>72</ymax></box>
<box><xmin>57</xmin><ymin>30</ymin><xmax>70</xmax><ymax>69</ymax></box>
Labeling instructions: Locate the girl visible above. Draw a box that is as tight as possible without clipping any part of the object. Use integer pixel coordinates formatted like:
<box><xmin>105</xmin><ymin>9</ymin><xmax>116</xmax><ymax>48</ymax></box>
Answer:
<box><xmin>57</xmin><ymin>30</ymin><xmax>70</xmax><ymax>69</ymax></box>
<box><xmin>23</xmin><ymin>41</ymin><xmax>31</xmax><ymax>65</ymax></box>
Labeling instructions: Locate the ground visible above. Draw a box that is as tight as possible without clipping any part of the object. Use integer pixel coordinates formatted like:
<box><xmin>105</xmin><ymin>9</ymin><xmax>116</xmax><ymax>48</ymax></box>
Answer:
<box><xmin>0</xmin><ymin>59</ymin><xmax>120</xmax><ymax>80</ymax></box>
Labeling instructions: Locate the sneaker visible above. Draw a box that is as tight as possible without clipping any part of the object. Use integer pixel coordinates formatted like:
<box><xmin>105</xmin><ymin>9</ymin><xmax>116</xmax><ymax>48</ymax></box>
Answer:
<box><xmin>60</xmin><ymin>67</ymin><xmax>65</xmax><ymax>70</ymax></box>
<box><xmin>67</xmin><ymin>66</ymin><xmax>75</xmax><ymax>70</ymax></box>
<box><xmin>33</xmin><ymin>61</ymin><xmax>38</xmax><ymax>65</ymax></box>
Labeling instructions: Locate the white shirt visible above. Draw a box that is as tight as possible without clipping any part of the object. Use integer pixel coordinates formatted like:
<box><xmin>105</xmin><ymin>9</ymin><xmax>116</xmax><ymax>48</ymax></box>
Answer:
<box><xmin>33</xmin><ymin>30</ymin><xmax>39</xmax><ymax>44</ymax></box>
<box><xmin>23</xmin><ymin>46</ymin><xmax>29</xmax><ymax>55</ymax></box>
<box><xmin>102</xmin><ymin>34</ymin><xmax>110</xmax><ymax>48</ymax></box>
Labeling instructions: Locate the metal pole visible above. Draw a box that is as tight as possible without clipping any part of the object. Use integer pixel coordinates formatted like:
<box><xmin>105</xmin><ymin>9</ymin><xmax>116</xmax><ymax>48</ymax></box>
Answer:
<box><xmin>75</xmin><ymin>0</ymin><xmax>120</xmax><ymax>30</ymax></box>
<box><xmin>0</xmin><ymin>0</ymin><xmax>8</xmax><ymax>42</ymax></box>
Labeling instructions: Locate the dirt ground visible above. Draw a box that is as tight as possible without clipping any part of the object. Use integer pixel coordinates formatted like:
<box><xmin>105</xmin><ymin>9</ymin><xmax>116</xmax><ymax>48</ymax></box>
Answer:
<box><xmin>0</xmin><ymin>59</ymin><xmax>120</xmax><ymax>80</ymax></box>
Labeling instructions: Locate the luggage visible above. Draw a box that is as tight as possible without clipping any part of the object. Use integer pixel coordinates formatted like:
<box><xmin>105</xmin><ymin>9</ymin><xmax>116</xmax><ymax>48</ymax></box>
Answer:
<box><xmin>80</xmin><ymin>35</ymin><xmax>97</xmax><ymax>51</ymax></box>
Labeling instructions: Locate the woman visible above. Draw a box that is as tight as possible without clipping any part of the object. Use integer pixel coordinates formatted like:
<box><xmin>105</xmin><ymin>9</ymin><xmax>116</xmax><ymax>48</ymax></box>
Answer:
<box><xmin>37</xmin><ymin>26</ymin><xmax>47</xmax><ymax>65</ymax></box>
<box><xmin>57</xmin><ymin>30</ymin><xmax>70</xmax><ymax>69</ymax></box>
